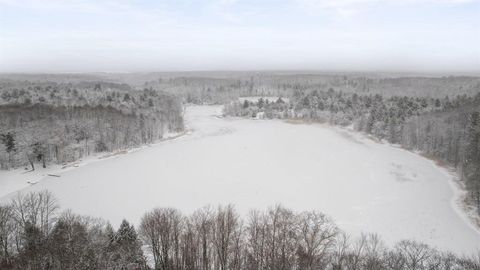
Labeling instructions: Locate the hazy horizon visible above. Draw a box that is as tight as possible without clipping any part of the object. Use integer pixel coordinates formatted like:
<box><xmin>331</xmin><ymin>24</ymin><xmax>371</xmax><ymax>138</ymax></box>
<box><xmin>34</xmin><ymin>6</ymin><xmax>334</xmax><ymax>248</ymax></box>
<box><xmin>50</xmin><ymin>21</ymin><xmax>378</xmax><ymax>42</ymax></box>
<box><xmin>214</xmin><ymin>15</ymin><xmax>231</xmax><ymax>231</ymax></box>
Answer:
<box><xmin>1</xmin><ymin>70</ymin><xmax>480</xmax><ymax>78</ymax></box>
<box><xmin>1</xmin><ymin>0</ymin><xmax>479</xmax><ymax>73</ymax></box>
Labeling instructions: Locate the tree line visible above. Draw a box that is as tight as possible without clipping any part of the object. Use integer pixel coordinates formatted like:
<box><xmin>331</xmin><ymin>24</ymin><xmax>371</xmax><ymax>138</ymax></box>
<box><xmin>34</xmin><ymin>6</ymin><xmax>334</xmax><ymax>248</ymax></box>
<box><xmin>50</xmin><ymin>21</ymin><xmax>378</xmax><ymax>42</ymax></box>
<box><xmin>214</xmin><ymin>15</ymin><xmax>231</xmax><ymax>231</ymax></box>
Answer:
<box><xmin>0</xmin><ymin>82</ymin><xmax>184</xmax><ymax>170</ymax></box>
<box><xmin>141</xmin><ymin>74</ymin><xmax>480</xmax><ymax>105</ymax></box>
<box><xmin>224</xmin><ymin>90</ymin><xmax>480</xmax><ymax>216</ymax></box>
<box><xmin>1</xmin><ymin>191</ymin><xmax>479</xmax><ymax>270</ymax></box>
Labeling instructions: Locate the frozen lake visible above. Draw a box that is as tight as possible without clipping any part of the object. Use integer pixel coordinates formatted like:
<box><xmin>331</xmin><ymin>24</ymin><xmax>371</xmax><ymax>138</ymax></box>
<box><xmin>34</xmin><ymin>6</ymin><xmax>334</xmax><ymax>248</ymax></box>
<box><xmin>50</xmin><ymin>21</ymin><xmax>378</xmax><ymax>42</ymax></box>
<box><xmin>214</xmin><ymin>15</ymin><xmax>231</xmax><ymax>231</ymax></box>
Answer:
<box><xmin>1</xmin><ymin>105</ymin><xmax>479</xmax><ymax>254</ymax></box>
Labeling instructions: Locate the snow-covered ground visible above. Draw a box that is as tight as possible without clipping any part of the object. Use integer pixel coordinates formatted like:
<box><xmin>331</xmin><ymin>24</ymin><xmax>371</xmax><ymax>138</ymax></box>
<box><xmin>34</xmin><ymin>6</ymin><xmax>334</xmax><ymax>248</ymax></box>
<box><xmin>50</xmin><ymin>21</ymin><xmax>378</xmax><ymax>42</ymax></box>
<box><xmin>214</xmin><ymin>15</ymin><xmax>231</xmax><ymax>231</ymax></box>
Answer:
<box><xmin>1</xmin><ymin>105</ymin><xmax>479</xmax><ymax>254</ymax></box>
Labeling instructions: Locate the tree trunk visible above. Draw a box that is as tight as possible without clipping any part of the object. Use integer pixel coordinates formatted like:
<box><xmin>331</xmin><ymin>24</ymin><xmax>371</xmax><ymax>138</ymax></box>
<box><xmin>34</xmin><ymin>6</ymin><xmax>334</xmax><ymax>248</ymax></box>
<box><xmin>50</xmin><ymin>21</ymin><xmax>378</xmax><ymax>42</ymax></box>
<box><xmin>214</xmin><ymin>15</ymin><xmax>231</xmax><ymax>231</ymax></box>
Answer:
<box><xmin>28</xmin><ymin>156</ymin><xmax>35</xmax><ymax>171</ymax></box>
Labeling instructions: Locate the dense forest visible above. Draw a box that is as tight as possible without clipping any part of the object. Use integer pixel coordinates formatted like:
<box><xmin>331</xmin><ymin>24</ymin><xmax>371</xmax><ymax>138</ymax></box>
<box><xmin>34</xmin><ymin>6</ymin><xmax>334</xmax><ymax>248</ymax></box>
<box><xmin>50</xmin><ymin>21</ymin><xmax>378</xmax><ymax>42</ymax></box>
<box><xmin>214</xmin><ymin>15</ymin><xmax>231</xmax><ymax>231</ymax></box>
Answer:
<box><xmin>1</xmin><ymin>190</ymin><xmax>479</xmax><ymax>270</ymax></box>
<box><xmin>2</xmin><ymin>72</ymin><xmax>479</xmax><ymax>104</ymax></box>
<box><xmin>141</xmin><ymin>73</ymin><xmax>480</xmax><ymax>104</ymax></box>
<box><xmin>224</xmin><ymin>89</ymin><xmax>480</xmax><ymax>217</ymax></box>
<box><xmin>0</xmin><ymin>81</ymin><xmax>184</xmax><ymax>170</ymax></box>
<box><xmin>5</xmin><ymin>72</ymin><xmax>476</xmax><ymax>105</ymax></box>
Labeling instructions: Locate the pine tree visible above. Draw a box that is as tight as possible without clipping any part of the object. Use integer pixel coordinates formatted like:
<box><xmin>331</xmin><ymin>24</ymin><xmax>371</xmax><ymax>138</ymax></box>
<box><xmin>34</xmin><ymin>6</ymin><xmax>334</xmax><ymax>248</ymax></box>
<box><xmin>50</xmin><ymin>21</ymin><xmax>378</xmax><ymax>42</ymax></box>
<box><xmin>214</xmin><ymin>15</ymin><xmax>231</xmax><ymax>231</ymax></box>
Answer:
<box><xmin>258</xmin><ymin>98</ymin><xmax>265</xmax><ymax>109</ymax></box>
<box><xmin>115</xmin><ymin>219</ymin><xmax>138</xmax><ymax>246</ymax></box>
<box><xmin>20</xmin><ymin>222</ymin><xmax>45</xmax><ymax>269</ymax></box>
<box><xmin>112</xmin><ymin>219</ymin><xmax>144</xmax><ymax>268</ymax></box>
<box><xmin>243</xmin><ymin>100</ymin><xmax>249</xmax><ymax>109</ymax></box>
<box><xmin>0</xmin><ymin>133</ymin><xmax>16</xmax><ymax>153</ymax></box>
<box><xmin>32</xmin><ymin>142</ymin><xmax>47</xmax><ymax>168</ymax></box>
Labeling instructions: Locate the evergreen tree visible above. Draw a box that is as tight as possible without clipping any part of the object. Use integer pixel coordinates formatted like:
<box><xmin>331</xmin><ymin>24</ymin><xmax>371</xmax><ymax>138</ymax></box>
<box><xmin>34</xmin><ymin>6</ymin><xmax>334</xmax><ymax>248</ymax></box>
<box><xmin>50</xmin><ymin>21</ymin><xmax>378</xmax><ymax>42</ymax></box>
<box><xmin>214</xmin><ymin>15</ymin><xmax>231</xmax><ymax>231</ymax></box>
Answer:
<box><xmin>0</xmin><ymin>133</ymin><xmax>16</xmax><ymax>153</ymax></box>
<box><xmin>112</xmin><ymin>219</ymin><xmax>144</xmax><ymax>268</ymax></box>
<box><xmin>258</xmin><ymin>98</ymin><xmax>265</xmax><ymax>109</ymax></box>
<box><xmin>20</xmin><ymin>222</ymin><xmax>45</xmax><ymax>269</ymax></box>
<box><xmin>49</xmin><ymin>220</ymin><xmax>71</xmax><ymax>268</ymax></box>
<box><xmin>243</xmin><ymin>100</ymin><xmax>249</xmax><ymax>109</ymax></box>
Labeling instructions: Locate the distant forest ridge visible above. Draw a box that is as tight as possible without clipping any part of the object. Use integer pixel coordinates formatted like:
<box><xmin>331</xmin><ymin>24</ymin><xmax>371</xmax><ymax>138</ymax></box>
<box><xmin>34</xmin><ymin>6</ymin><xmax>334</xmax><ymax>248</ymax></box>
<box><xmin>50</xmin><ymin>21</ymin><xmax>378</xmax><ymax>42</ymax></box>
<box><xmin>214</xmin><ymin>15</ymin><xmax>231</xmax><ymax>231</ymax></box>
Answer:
<box><xmin>1</xmin><ymin>72</ymin><xmax>479</xmax><ymax>99</ymax></box>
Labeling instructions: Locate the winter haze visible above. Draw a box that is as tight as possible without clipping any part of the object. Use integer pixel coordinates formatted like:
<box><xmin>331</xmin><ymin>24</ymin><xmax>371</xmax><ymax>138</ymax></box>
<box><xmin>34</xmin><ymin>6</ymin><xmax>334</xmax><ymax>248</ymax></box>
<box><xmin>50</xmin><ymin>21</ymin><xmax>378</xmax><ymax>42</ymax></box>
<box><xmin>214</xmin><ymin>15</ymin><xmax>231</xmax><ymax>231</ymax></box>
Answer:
<box><xmin>0</xmin><ymin>0</ymin><xmax>479</xmax><ymax>72</ymax></box>
<box><xmin>1</xmin><ymin>1</ymin><xmax>480</xmax><ymax>270</ymax></box>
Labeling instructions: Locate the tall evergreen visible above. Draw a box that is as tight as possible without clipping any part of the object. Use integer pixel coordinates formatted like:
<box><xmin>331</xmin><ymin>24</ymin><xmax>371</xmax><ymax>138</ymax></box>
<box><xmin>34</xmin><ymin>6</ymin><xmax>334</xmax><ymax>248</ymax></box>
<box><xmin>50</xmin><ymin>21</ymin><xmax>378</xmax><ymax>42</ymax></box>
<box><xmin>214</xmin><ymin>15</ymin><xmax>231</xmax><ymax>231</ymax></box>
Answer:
<box><xmin>111</xmin><ymin>219</ymin><xmax>144</xmax><ymax>268</ymax></box>
<box><xmin>0</xmin><ymin>133</ymin><xmax>16</xmax><ymax>153</ymax></box>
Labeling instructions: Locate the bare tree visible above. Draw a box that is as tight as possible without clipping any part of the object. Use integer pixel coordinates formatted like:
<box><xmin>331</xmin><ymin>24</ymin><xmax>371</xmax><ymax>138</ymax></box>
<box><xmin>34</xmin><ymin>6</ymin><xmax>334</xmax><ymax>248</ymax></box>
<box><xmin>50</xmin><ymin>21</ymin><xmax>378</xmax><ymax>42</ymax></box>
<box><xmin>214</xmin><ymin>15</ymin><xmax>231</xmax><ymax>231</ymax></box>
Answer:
<box><xmin>0</xmin><ymin>205</ymin><xmax>15</xmax><ymax>265</ymax></box>
<box><xmin>181</xmin><ymin>217</ymin><xmax>199</xmax><ymax>270</ymax></box>
<box><xmin>246</xmin><ymin>210</ymin><xmax>268</xmax><ymax>270</ymax></box>
<box><xmin>330</xmin><ymin>232</ymin><xmax>350</xmax><ymax>270</ymax></box>
<box><xmin>212</xmin><ymin>205</ymin><xmax>241</xmax><ymax>270</ymax></box>
<box><xmin>361</xmin><ymin>234</ymin><xmax>385</xmax><ymax>270</ymax></box>
<box><xmin>395</xmin><ymin>240</ymin><xmax>434</xmax><ymax>270</ymax></box>
<box><xmin>297</xmin><ymin>210</ymin><xmax>338</xmax><ymax>269</ymax></box>
<box><xmin>10</xmin><ymin>190</ymin><xmax>59</xmax><ymax>236</ymax></box>
<box><xmin>191</xmin><ymin>206</ymin><xmax>214</xmax><ymax>270</ymax></box>
<box><xmin>139</xmin><ymin>207</ymin><xmax>183</xmax><ymax>270</ymax></box>
<box><xmin>264</xmin><ymin>205</ymin><xmax>297</xmax><ymax>270</ymax></box>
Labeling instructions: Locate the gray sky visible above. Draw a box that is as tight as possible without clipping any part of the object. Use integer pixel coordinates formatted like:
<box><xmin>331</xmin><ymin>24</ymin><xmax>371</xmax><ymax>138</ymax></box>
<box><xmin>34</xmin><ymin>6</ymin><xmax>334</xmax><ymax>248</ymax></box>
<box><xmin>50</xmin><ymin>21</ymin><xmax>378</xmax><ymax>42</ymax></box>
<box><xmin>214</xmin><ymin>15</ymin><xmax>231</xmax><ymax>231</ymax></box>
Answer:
<box><xmin>0</xmin><ymin>0</ymin><xmax>479</xmax><ymax>73</ymax></box>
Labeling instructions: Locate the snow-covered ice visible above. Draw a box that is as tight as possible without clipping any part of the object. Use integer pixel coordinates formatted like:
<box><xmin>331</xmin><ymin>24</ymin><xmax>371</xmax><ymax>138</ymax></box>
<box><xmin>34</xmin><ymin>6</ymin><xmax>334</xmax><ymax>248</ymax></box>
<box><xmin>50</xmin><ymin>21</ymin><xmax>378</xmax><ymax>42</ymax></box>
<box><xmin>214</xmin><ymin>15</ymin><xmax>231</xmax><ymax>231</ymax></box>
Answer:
<box><xmin>1</xmin><ymin>105</ymin><xmax>479</xmax><ymax>254</ymax></box>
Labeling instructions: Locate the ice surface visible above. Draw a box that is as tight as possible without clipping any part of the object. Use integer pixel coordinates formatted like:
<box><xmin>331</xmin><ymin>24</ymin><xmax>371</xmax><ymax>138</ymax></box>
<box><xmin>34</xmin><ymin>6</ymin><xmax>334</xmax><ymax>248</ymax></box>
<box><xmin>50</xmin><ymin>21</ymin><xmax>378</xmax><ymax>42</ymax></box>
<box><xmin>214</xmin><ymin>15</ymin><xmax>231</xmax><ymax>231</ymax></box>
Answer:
<box><xmin>1</xmin><ymin>105</ymin><xmax>479</xmax><ymax>254</ymax></box>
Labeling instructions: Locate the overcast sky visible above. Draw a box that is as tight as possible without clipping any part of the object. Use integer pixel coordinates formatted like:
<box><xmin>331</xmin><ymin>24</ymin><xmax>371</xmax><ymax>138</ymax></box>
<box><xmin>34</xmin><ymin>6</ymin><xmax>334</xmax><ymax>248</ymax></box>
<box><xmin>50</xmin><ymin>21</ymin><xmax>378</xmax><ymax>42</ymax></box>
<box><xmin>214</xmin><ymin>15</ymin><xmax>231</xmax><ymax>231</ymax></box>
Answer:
<box><xmin>0</xmin><ymin>0</ymin><xmax>479</xmax><ymax>73</ymax></box>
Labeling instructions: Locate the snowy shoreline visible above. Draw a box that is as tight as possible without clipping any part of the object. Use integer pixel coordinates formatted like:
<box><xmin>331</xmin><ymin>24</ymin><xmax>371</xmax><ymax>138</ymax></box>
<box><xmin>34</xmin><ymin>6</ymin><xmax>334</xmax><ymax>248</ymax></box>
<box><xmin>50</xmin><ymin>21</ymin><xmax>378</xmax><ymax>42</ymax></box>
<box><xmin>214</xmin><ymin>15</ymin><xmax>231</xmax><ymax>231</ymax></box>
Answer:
<box><xmin>353</xmin><ymin>129</ymin><xmax>480</xmax><ymax>235</ymax></box>
<box><xmin>0</xmin><ymin>130</ymin><xmax>190</xmax><ymax>199</ymax></box>
<box><xmin>281</xmin><ymin>118</ymin><xmax>480</xmax><ymax>235</ymax></box>
<box><xmin>1</xmin><ymin>105</ymin><xmax>479</xmax><ymax>254</ymax></box>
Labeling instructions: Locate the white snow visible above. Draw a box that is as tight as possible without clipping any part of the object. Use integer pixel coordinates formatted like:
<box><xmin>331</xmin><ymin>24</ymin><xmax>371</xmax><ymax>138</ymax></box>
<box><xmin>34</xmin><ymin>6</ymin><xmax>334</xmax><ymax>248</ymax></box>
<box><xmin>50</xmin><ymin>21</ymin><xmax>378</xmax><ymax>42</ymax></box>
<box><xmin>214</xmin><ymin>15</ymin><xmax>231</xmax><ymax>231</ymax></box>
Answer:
<box><xmin>1</xmin><ymin>105</ymin><xmax>479</xmax><ymax>255</ymax></box>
